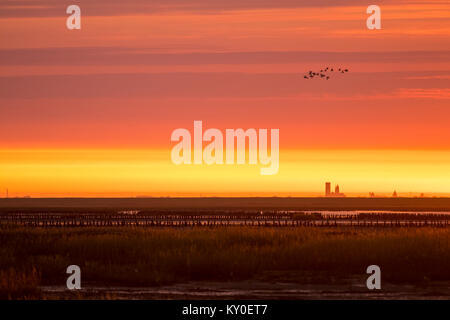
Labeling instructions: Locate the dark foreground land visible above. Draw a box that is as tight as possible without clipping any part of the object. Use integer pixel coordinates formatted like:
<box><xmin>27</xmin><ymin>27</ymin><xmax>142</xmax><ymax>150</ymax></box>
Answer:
<box><xmin>1</xmin><ymin>226</ymin><xmax>449</xmax><ymax>299</ymax></box>
<box><xmin>1</xmin><ymin>197</ymin><xmax>450</xmax><ymax>212</ymax></box>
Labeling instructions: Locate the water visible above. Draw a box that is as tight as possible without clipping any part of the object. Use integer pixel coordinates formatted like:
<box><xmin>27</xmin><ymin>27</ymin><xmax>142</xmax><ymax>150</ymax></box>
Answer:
<box><xmin>41</xmin><ymin>278</ymin><xmax>450</xmax><ymax>299</ymax></box>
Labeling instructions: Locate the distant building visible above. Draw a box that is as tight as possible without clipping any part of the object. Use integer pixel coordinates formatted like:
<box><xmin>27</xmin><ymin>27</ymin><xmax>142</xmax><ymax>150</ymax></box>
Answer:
<box><xmin>325</xmin><ymin>182</ymin><xmax>331</xmax><ymax>196</ymax></box>
<box><xmin>324</xmin><ymin>182</ymin><xmax>345</xmax><ymax>197</ymax></box>
<box><xmin>392</xmin><ymin>190</ymin><xmax>398</xmax><ymax>198</ymax></box>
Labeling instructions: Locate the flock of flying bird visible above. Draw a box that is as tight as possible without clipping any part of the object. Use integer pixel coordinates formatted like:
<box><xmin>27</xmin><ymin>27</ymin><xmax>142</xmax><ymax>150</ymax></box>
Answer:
<box><xmin>303</xmin><ymin>67</ymin><xmax>349</xmax><ymax>80</ymax></box>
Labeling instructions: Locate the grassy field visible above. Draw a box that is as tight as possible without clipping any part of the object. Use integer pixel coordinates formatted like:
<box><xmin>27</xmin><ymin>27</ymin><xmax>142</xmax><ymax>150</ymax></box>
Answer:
<box><xmin>2</xmin><ymin>197</ymin><xmax>450</xmax><ymax>212</ymax></box>
<box><xmin>1</xmin><ymin>226</ymin><xmax>449</xmax><ymax>299</ymax></box>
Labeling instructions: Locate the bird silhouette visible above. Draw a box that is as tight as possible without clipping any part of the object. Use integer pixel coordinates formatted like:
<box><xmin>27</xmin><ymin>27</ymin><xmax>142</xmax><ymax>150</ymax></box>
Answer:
<box><xmin>302</xmin><ymin>67</ymin><xmax>350</xmax><ymax>80</ymax></box>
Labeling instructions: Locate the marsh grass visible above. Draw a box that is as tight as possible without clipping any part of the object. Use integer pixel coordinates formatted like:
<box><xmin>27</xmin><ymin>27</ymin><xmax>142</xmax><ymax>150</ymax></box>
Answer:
<box><xmin>0</xmin><ymin>226</ymin><xmax>449</xmax><ymax>296</ymax></box>
<box><xmin>0</xmin><ymin>267</ymin><xmax>41</xmax><ymax>299</ymax></box>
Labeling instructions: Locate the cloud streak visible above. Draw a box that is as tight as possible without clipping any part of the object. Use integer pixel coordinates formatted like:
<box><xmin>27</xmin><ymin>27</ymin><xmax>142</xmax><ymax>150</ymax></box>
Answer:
<box><xmin>1</xmin><ymin>47</ymin><xmax>449</xmax><ymax>66</ymax></box>
<box><xmin>0</xmin><ymin>0</ymin><xmax>372</xmax><ymax>18</ymax></box>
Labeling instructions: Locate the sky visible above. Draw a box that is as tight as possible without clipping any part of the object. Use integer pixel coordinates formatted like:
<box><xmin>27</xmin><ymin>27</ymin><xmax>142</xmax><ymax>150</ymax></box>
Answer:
<box><xmin>0</xmin><ymin>0</ymin><xmax>449</xmax><ymax>197</ymax></box>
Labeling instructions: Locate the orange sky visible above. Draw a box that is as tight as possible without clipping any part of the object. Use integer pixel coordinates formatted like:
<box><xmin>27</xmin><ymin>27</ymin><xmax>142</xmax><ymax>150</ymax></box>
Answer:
<box><xmin>0</xmin><ymin>1</ymin><xmax>449</xmax><ymax>197</ymax></box>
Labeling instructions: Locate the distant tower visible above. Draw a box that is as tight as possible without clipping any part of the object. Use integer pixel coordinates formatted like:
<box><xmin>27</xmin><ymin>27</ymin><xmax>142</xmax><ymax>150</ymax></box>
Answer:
<box><xmin>392</xmin><ymin>190</ymin><xmax>398</xmax><ymax>198</ymax></box>
<box><xmin>335</xmin><ymin>184</ymin><xmax>340</xmax><ymax>194</ymax></box>
<box><xmin>6</xmin><ymin>188</ymin><xmax>8</xmax><ymax>199</ymax></box>
<box><xmin>325</xmin><ymin>182</ymin><xmax>331</xmax><ymax>196</ymax></box>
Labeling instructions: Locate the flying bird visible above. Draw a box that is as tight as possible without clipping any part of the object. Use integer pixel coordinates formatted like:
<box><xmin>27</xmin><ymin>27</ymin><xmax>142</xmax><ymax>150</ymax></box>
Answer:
<box><xmin>302</xmin><ymin>67</ymin><xmax>350</xmax><ymax>80</ymax></box>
